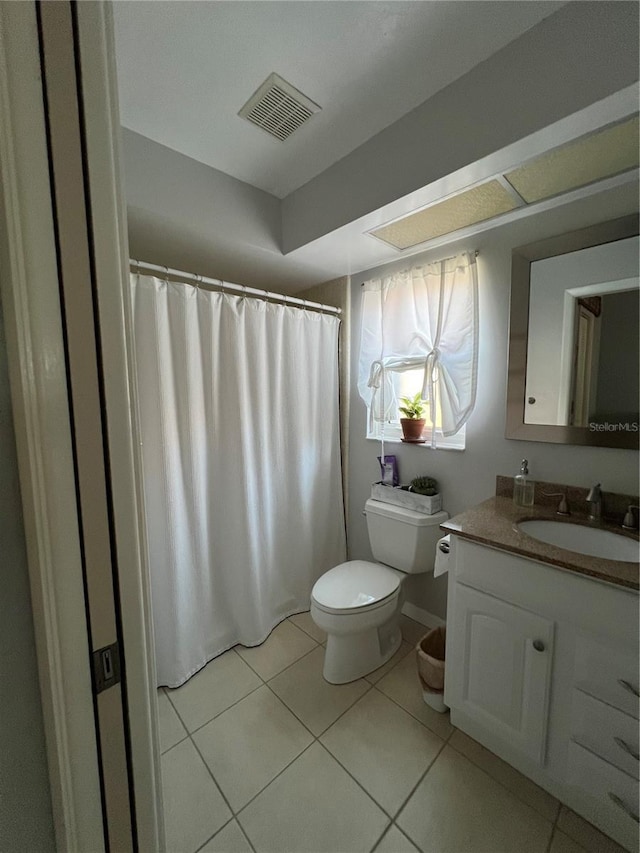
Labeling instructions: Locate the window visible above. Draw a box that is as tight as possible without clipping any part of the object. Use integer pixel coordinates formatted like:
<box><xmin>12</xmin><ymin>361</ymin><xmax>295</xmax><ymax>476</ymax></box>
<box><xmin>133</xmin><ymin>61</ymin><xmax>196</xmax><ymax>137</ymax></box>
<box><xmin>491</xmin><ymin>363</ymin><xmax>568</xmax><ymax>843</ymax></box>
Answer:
<box><xmin>357</xmin><ymin>253</ymin><xmax>478</xmax><ymax>450</ymax></box>
<box><xmin>366</xmin><ymin>367</ymin><xmax>466</xmax><ymax>450</ymax></box>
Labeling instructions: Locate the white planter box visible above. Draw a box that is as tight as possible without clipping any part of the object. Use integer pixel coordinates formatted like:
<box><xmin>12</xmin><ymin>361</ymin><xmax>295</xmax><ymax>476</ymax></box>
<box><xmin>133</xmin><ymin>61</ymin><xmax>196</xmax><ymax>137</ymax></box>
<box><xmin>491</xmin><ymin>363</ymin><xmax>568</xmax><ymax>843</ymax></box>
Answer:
<box><xmin>371</xmin><ymin>482</ymin><xmax>442</xmax><ymax>515</ymax></box>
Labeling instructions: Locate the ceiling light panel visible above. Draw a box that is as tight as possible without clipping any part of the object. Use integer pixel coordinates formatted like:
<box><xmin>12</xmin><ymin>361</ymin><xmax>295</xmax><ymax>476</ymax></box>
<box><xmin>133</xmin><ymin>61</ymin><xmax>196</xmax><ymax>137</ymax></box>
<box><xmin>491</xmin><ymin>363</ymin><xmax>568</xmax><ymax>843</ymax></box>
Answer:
<box><xmin>370</xmin><ymin>180</ymin><xmax>518</xmax><ymax>250</ymax></box>
<box><xmin>238</xmin><ymin>72</ymin><xmax>321</xmax><ymax>142</ymax></box>
<box><xmin>505</xmin><ymin>115</ymin><xmax>639</xmax><ymax>203</ymax></box>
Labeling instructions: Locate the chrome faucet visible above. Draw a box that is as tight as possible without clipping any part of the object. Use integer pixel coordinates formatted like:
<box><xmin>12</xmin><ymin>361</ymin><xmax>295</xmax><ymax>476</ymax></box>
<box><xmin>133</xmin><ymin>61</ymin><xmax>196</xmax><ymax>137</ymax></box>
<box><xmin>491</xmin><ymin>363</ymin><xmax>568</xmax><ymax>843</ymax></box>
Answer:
<box><xmin>586</xmin><ymin>483</ymin><xmax>602</xmax><ymax>522</ymax></box>
<box><xmin>543</xmin><ymin>491</ymin><xmax>570</xmax><ymax>516</ymax></box>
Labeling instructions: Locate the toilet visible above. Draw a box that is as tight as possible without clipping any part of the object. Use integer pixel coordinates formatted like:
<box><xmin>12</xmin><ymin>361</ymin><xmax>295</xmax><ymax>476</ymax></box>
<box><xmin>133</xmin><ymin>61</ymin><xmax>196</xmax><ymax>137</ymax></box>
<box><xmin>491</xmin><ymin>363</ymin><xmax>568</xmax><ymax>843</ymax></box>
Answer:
<box><xmin>310</xmin><ymin>498</ymin><xmax>448</xmax><ymax>684</ymax></box>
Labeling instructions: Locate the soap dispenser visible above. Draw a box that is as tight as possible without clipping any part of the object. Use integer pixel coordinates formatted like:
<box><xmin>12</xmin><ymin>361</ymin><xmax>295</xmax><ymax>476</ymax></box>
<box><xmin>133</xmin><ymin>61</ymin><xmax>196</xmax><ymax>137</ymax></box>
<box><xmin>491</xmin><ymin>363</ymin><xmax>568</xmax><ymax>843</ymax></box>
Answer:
<box><xmin>513</xmin><ymin>459</ymin><xmax>535</xmax><ymax>507</ymax></box>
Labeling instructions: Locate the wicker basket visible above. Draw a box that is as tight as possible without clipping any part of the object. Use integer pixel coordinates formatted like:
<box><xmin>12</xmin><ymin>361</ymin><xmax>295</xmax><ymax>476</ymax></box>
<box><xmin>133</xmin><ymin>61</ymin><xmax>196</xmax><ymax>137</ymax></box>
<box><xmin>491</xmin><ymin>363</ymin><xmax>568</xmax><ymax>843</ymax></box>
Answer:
<box><xmin>416</xmin><ymin>627</ymin><xmax>448</xmax><ymax>713</ymax></box>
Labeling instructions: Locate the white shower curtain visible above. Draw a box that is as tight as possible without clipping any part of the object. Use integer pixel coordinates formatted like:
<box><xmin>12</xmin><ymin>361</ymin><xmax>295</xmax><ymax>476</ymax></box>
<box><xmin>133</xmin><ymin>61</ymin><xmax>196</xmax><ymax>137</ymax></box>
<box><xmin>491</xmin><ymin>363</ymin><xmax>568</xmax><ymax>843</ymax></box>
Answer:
<box><xmin>131</xmin><ymin>274</ymin><xmax>346</xmax><ymax>687</ymax></box>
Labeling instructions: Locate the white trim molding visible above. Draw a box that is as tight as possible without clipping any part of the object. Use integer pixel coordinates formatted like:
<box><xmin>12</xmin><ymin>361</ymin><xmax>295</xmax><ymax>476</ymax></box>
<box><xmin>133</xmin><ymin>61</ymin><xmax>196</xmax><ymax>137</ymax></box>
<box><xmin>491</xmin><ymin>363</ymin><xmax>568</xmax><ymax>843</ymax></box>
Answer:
<box><xmin>402</xmin><ymin>602</ymin><xmax>446</xmax><ymax>631</ymax></box>
<box><xmin>74</xmin><ymin>3</ymin><xmax>163</xmax><ymax>848</ymax></box>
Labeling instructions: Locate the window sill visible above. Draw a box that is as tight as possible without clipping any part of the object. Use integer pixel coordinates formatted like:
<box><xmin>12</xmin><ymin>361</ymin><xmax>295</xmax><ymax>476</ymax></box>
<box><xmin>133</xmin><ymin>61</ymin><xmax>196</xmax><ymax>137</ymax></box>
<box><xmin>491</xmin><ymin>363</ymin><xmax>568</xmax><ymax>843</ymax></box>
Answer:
<box><xmin>365</xmin><ymin>435</ymin><xmax>465</xmax><ymax>451</ymax></box>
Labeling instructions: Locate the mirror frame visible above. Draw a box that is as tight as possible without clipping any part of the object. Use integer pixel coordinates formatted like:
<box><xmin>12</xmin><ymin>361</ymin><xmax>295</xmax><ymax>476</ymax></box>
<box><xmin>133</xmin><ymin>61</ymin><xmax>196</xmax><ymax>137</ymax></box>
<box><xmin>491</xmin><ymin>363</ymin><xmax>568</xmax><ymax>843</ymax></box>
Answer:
<box><xmin>506</xmin><ymin>214</ymin><xmax>640</xmax><ymax>449</ymax></box>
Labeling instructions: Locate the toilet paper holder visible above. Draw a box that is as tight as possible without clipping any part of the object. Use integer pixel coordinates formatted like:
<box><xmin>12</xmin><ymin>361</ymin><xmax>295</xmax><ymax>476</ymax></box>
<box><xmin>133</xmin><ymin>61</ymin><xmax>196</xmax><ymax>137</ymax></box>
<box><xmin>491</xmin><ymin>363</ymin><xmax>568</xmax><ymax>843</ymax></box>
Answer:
<box><xmin>438</xmin><ymin>540</ymin><xmax>450</xmax><ymax>554</ymax></box>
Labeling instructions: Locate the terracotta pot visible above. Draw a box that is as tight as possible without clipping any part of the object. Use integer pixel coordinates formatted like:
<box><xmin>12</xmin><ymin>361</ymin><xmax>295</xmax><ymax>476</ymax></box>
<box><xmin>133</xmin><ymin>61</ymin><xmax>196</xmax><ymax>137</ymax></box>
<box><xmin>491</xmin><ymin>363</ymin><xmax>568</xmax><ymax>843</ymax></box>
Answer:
<box><xmin>400</xmin><ymin>418</ymin><xmax>426</xmax><ymax>441</ymax></box>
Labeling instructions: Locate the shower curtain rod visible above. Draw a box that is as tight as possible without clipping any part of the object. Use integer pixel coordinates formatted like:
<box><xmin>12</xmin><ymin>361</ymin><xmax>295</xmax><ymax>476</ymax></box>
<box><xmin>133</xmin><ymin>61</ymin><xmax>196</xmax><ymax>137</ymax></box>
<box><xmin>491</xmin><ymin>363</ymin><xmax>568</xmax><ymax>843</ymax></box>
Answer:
<box><xmin>130</xmin><ymin>260</ymin><xmax>342</xmax><ymax>315</ymax></box>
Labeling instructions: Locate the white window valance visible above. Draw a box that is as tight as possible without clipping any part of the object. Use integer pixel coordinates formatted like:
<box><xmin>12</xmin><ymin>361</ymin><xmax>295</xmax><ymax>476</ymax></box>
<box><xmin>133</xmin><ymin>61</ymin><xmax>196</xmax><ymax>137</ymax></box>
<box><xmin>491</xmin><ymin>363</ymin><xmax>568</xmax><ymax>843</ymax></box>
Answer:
<box><xmin>357</xmin><ymin>252</ymin><xmax>479</xmax><ymax>447</ymax></box>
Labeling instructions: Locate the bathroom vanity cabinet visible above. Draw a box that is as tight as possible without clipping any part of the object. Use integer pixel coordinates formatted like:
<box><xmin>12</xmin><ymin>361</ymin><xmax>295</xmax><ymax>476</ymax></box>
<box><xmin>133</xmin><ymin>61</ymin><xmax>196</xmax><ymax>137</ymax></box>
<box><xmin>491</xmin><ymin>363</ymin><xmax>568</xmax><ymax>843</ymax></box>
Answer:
<box><xmin>445</xmin><ymin>537</ymin><xmax>639</xmax><ymax>852</ymax></box>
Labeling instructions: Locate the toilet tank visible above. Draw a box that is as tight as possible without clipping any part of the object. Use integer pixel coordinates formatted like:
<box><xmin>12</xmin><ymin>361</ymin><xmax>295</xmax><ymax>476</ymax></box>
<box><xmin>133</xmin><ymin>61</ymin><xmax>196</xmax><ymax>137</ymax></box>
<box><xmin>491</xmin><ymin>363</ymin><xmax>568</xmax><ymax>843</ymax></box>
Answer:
<box><xmin>364</xmin><ymin>498</ymin><xmax>448</xmax><ymax>574</ymax></box>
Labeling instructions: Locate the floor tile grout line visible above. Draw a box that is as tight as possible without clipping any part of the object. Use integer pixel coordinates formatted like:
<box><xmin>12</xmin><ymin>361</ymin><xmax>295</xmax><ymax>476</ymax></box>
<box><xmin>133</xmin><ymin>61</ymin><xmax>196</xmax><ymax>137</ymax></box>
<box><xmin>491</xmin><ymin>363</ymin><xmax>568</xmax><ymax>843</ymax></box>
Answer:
<box><xmin>159</xmin><ymin>732</ymin><xmax>190</xmax><ymax>756</ymax></box>
<box><xmin>313</xmin><ymin>740</ymin><xmax>397</xmax><ymax>821</ymax></box>
<box><xmin>369</xmin><ymin>821</ymin><xmax>395</xmax><ymax>853</ymax></box>
<box><xmin>364</xmin><ymin>644</ymin><xmax>414</xmax><ymax>687</ymax></box>
<box><xmin>172</xmin><ymin>680</ymin><xmax>266</xmax><ymax>740</ymax></box>
<box><xmin>192</xmin><ymin>815</ymin><xmax>235</xmax><ymax>853</ymax></box>
<box><xmin>370</xmin><ymin>821</ymin><xmax>421</xmax><ymax>853</ymax></box>
<box><xmin>188</xmin><ymin>727</ymin><xmax>238</xmax><ymax>822</ymax></box>
<box><xmin>187</xmin><ymin>685</ymin><xmax>321</xmax><ymax>822</ymax></box>
<box><xmin>161</xmin><ymin>691</ymin><xmax>192</xmax><ymax>744</ymax></box>
<box><xmin>445</xmin><ymin>736</ymin><xmax>560</xmax><ymax>825</ymax></box>
<box><xmin>164</xmin><ymin>653</ymin><xmax>387</xmax><ymax>835</ymax></box>
<box><xmin>192</xmin><ymin>813</ymin><xmax>258</xmax><ymax>853</ymax></box>
<box><xmin>263</xmin><ymin>642</ymin><xmax>322</xmax><ymax>685</ymax></box>
<box><xmin>394</xmin><ymin>822</ymin><xmax>423</xmax><ymax>852</ymax></box>
<box><xmin>236</xmin><ymin>635</ymin><xmax>320</xmax><ymax>684</ymax></box>
<box><xmin>370</xmin><ymin>680</ymin><xmax>453</xmax><ymax>742</ymax></box>
<box><xmin>390</xmin><ymin>736</ymin><xmax>449</xmax><ymax>826</ymax></box>
<box><xmin>160</xmin><ymin>681</ymin><xmax>238</xmax><ymax>823</ymax></box>
<box><xmin>286</xmin><ymin>613</ymin><xmax>327</xmax><ymax>645</ymax></box>
<box><xmin>163</xmin><ymin>671</ymin><xmax>264</xmax><ymax>736</ymax></box>
<box><xmin>235</xmin><ymin>816</ymin><xmax>258</xmax><ymax>853</ymax></box>
<box><xmin>265</xmin><ymin>673</ymin><xmax>375</xmax><ymax>740</ymax></box>
<box><xmin>233</xmin><ymin>739</ymin><xmax>319</xmax><ymax>819</ymax></box>
<box><xmin>260</xmin><ymin>678</ymin><xmax>325</xmax><ymax>741</ymax></box>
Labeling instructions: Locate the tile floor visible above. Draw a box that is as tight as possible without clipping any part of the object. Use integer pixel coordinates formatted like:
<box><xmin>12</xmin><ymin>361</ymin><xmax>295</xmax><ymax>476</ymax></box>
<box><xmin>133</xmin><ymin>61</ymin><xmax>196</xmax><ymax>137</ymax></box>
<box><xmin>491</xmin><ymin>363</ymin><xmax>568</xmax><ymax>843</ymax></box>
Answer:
<box><xmin>159</xmin><ymin>613</ymin><xmax>625</xmax><ymax>853</ymax></box>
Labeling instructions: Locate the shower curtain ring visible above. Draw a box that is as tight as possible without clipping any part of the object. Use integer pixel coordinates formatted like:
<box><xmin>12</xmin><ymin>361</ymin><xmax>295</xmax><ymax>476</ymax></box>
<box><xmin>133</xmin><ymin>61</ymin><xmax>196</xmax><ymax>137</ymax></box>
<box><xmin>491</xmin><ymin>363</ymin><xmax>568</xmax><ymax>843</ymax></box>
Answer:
<box><xmin>164</xmin><ymin>265</ymin><xmax>169</xmax><ymax>283</ymax></box>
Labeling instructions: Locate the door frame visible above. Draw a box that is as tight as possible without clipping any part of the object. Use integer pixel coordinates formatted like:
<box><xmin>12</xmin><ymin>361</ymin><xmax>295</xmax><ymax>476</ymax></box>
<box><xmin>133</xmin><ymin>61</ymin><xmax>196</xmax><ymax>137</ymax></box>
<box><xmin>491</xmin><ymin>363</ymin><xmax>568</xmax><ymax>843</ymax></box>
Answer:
<box><xmin>75</xmin><ymin>4</ymin><xmax>163</xmax><ymax>849</ymax></box>
<box><xmin>0</xmin><ymin>3</ymin><xmax>162</xmax><ymax>849</ymax></box>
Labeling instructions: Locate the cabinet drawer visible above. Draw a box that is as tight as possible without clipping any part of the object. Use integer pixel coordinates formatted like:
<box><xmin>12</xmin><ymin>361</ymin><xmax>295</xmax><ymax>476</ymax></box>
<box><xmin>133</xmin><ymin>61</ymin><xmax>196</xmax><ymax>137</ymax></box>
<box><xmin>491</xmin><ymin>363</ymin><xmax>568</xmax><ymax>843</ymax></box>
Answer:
<box><xmin>567</xmin><ymin>741</ymin><xmax>639</xmax><ymax>852</ymax></box>
<box><xmin>571</xmin><ymin>689</ymin><xmax>639</xmax><ymax>778</ymax></box>
<box><xmin>573</xmin><ymin>634</ymin><xmax>639</xmax><ymax>719</ymax></box>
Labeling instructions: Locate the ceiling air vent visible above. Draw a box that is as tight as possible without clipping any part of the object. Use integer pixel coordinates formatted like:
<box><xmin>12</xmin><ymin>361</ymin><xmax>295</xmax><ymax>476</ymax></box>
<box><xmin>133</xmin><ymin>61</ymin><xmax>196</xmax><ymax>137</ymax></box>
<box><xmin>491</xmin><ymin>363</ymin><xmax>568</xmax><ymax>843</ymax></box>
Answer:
<box><xmin>238</xmin><ymin>72</ymin><xmax>321</xmax><ymax>141</ymax></box>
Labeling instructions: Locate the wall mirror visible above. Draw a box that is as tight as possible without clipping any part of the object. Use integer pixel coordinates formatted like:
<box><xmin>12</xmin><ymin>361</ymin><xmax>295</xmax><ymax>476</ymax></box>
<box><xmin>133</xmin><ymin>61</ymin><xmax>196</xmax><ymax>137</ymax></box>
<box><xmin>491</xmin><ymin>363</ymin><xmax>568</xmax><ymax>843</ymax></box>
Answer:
<box><xmin>507</xmin><ymin>215</ymin><xmax>639</xmax><ymax>448</ymax></box>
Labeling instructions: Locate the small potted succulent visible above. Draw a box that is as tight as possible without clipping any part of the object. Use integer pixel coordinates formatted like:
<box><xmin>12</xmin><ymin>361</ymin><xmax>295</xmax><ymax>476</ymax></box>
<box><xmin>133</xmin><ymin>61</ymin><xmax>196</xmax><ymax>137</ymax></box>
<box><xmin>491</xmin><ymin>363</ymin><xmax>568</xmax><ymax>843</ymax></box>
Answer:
<box><xmin>409</xmin><ymin>476</ymin><xmax>439</xmax><ymax>496</ymax></box>
<box><xmin>405</xmin><ymin>474</ymin><xmax>442</xmax><ymax>513</ymax></box>
<box><xmin>399</xmin><ymin>393</ymin><xmax>427</xmax><ymax>442</ymax></box>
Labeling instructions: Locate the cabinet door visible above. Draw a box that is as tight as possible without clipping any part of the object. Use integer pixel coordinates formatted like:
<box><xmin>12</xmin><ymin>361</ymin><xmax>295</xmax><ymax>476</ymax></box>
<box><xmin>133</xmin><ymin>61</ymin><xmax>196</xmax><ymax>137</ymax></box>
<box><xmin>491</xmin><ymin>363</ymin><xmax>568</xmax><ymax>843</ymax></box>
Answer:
<box><xmin>448</xmin><ymin>584</ymin><xmax>554</xmax><ymax>764</ymax></box>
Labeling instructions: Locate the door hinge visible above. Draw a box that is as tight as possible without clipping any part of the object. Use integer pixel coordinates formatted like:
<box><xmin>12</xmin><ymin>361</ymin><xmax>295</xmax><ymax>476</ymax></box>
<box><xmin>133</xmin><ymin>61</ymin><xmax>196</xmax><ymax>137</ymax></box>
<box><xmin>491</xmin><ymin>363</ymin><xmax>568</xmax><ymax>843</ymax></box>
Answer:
<box><xmin>92</xmin><ymin>641</ymin><xmax>121</xmax><ymax>694</ymax></box>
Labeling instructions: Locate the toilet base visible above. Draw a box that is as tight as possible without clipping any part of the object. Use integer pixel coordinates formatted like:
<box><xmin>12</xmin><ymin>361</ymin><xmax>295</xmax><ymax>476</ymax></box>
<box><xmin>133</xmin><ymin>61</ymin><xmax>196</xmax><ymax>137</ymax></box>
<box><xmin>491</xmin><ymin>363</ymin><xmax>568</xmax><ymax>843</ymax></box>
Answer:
<box><xmin>322</xmin><ymin>615</ymin><xmax>402</xmax><ymax>684</ymax></box>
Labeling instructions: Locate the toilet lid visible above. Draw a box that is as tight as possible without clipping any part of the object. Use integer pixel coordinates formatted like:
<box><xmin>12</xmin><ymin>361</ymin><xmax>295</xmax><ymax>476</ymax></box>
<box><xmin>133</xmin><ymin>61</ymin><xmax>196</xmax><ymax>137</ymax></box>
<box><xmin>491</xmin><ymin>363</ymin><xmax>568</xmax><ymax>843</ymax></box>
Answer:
<box><xmin>312</xmin><ymin>560</ymin><xmax>400</xmax><ymax>611</ymax></box>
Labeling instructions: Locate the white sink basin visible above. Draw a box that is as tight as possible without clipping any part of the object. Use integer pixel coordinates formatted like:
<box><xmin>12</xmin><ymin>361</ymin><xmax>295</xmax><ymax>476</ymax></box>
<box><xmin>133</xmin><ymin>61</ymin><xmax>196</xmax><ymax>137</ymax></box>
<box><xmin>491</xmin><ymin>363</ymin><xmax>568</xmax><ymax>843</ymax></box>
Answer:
<box><xmin>517</xmin><ymin>520</ymin><xmax>639</xmax><ymax>563</ymax></box>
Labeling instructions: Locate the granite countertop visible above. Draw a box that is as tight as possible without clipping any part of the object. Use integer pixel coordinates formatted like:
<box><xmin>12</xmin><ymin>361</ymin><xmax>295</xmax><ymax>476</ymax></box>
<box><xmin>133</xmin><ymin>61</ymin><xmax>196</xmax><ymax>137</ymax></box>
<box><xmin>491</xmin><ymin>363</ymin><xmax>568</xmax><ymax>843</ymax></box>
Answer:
<box><xmin>441</xmin><ymin>496</ymin><xmax>640</xmax><ymax>591</ymax></box>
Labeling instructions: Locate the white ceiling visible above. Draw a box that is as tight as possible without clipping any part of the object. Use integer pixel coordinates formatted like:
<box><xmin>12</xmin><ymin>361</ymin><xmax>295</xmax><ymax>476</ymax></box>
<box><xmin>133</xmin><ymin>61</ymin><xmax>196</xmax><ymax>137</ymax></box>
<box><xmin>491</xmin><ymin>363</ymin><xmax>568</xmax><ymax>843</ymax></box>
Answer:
<box><xmin>113</xmin><ymin>1</ymin><xmax>566</xmax><ymax>199</ymax></box>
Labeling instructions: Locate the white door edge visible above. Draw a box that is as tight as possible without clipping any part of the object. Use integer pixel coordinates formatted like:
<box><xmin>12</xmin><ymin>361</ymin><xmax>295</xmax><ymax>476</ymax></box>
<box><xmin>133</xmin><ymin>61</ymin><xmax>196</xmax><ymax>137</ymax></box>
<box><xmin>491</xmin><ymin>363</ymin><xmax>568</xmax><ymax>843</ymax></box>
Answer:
<box><xmin>0</xmin><ymin>4</ymin><xmax>104</xmax><ymax>850</ymax></box>
<box><xmin>74</xmin><ymin>3</ymin><xmax>164</xmax><ymax>849</ymax></box>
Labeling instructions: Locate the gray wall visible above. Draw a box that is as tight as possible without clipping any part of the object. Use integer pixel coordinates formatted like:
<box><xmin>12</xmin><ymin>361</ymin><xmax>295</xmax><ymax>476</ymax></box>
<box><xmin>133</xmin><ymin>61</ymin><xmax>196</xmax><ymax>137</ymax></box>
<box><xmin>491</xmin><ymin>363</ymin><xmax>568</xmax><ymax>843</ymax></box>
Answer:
<box><xmin>595</xmin><ymin>289</ymin><xmax>640</xmax><ymax>422</ymax></box>
<box><xmin>282</xmin><ymin>1</ymin><xmax>640</xmax><ymax>251</ymax></box>
<box><xmin>0</xmin><ymin>297</ymin><xmax>55</xmax><ymax>851</ymax></box>
<box><xmin>122</xmin><ymin>128</ymin><xmax>343</xmax><ymax>292</ymax></box>
<box><xmin>347</xmin><ymin>185</ymin><xmax>640</xmax><ymax>621</ymax></box>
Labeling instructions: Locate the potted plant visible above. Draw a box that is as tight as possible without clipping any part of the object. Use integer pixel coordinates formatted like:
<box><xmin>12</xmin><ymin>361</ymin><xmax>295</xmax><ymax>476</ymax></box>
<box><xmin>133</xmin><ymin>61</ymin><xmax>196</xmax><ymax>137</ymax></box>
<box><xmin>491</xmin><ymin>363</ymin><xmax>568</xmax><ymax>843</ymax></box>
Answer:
<box><xmin>398</xmin><ymin>393</ymin><xmax>427</xmax><ymax>442</ymax></box>
<box><xmin>405</xmin><ymin>474</ymin><xmax>442</xmax><ymax>513</ymax></box>
<box><xmin>409</xmin><ymin>475</ymin><xmax>438</xmax><ymax>496</ymax></box>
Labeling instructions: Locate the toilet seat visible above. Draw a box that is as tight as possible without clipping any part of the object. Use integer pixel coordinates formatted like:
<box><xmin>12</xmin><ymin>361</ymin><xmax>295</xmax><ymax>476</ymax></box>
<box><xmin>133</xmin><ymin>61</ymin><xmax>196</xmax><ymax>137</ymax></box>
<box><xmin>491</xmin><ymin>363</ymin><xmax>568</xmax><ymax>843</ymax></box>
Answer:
<box><xmin>311</xmin><ymin>560</ymin><xmax>401</xmax><ymax>615</ymax></box>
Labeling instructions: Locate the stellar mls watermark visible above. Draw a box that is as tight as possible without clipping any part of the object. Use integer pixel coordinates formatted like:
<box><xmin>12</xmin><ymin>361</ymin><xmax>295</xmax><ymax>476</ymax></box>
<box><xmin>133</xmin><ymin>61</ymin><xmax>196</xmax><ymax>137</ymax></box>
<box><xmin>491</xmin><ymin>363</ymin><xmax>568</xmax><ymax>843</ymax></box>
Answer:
<box><xmin>589</xmin><ymin>421</ymin><xmax>639</xmax><ymax>432</ymax></box>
